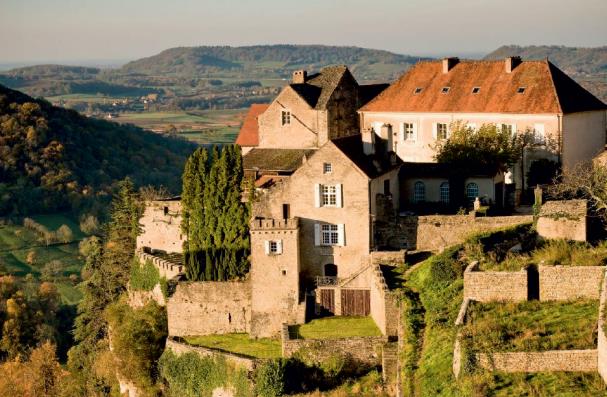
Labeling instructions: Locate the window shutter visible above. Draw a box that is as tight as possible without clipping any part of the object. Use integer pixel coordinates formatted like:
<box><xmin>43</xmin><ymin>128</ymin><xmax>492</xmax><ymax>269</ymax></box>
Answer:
<box><xmin>264</xmin><ymin>241</ymin><xmax>270</xmax><ymax>255</ymax></box>
<box><xmin>314</xmin><ymin>184</ymin><xmax>321</xmax><ymax>208</ymax></box>
<box><xmin>432</xmin><ymin>123</ymin><xmax>437</xmax><ymax>139</ymax></box>
<box><xmin>413</xmin><ymin>123</ymin><xmax>418</xmax><ymax>141</ymax></box>
<box><xmin>511</xmin><ymin>123</ymin><xmax>517</xmax><ymax>136</ymax></box>
<box><xmin>336</xmin><ymin>184</ymin><xmax>343</xmax><ymax>208</ymax></box>
<box><xmin>338</xmin><ymin>224</ymin><xmax>345</xmax><ymax>246</ymax></box>
<box><xmin>277</xmin><ymin>240</ymin><xmax>283</xmax><ymax>254</ymax></box>
<box><xmin>314</xmin><ymin>224</ymin><xmax>321</xmax><ymax>246</ymax></box>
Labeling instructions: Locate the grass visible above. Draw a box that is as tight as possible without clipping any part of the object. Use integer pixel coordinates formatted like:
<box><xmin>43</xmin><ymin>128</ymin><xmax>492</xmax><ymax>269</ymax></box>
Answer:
<box><xmin>462</xmin><ymin>300</ymin><xmax>599</xmax><ymax>352</ymax></box>
<box><xmin>184</xmin><ymin>333</ymin><xmax>281</xmax><ymax>359</ymax></box>
<box><xmin>289</xmin><ymin>316</ymin><xmax>381</xmax><ymax>340</ymax></box>
<box><xmin>293</xmin><ymin>370</ymin><xmax>389</xmax><ymax>397</ymax></box>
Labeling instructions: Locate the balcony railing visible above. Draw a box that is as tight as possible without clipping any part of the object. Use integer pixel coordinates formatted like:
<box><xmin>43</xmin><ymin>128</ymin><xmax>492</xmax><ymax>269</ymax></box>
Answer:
<box><xmin>316</xmin><ymin>276</ymin><xmax>339</xmax><ymax>287</ymax></box>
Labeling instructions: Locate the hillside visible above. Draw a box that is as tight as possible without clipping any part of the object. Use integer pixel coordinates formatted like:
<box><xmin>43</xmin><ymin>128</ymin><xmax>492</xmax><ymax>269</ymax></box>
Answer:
<box><xmin>119</xmin><ymin>44</ymin><xmax>427</xmax><ymax>81</ymax></box>
<box><xmin>0</xmin><ymin>84</ymin><xmax>195</xmax><ymax>216</ymax></box>
<box><xmin>485</xmin><ymin>45</ymin><xmax>607</xmax><ymax>101</ymax></box>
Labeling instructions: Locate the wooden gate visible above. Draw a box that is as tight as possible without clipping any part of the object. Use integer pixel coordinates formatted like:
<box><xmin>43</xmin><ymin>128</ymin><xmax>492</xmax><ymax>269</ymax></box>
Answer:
<box><xmin>341</xmin><ymin>289</ymin><xmax>370</xmax><ymax>316</ymax></box>
<box><xmin>320</xmin><ymin>289</ymin><xmax>335</xmax><ymax>315</ymax></box>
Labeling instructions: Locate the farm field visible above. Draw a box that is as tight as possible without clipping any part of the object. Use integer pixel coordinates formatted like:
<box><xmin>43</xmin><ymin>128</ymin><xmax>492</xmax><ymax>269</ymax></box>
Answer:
<box><xmin>0</xmin><ymin>213</ymin><xmax>85</xmax><ymax>305</ymax></box>
<box><xmin>115</xmin><ymin>109</ymin><xmax>246</xmax><ymax>144</ymax></box>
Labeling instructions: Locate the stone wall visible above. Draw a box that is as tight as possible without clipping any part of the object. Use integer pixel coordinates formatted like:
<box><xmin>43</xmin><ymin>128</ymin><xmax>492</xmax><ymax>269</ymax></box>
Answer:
<box><xmin>370</xmin><ymin>250</ymin><xmax>406</xmax><ymax>266</ymax></box>
<box><xmin>370</xmin><ymin>265</ymin><xmax>399</xmax><ymax>337</ymax></box>
<box><xmin>463</xmin><ymin>262</ymin><xmax>528</xmax><ymax>302</ymax></box>
<box><xmin>537</xmin><ymin>200</ymin><xmax>587</xmax><ymax>242</ymax></box>
<box><xmin>476</xmin><ymin>350</ymin><xmax>598</xmax><ymax>372</ymax></box>
<box><xmin>167</xmin><ymin>281</ymin><xmax>251</xmax><ymax>337</ymax></box>
<box><xmin>127</xmin><ymin>283</ymin><xmax>166</xmax><ymax>308</ymax></box>
<box><xmin>377</xmin><ymin>214</ymin><xmax>533</xmax><ymax>251</ymax></box>
<box><xmin>281</xmin><ymin>324</ymin><xmax>387</xmax><ymax>367</ymax></box>
<box><xmin>136</xmin><ymin>199</ymin><xmax>185</xmax><ymax>253</ymax></box>
<box><xmin>137</xmin><ymin>250</ymin><xmax>183</xmax><ymax>280</ymax></box>
<box><xmin>539</xmin><ymin>265</ymin><xmax>604</xmax><ymax>301</ymax></box>
<box><xmin>166</xmin><ymin>338</ymin><xmax>257</xmax><ymax>372</ymax></box>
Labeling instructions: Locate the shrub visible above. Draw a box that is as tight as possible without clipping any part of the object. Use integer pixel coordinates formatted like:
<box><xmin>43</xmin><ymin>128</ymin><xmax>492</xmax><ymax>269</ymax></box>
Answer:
<box><xmin>254</xmin><ymin>359</ymin><xmax>287</xmax><ymax>397</ymax></box>
<box><xmin>79</xmin><ymin>214</ymin><xmax>100</xmax><ymax>235</ymax></box>
<box><xmin>428</xmin><ymin>246</ymin><xmax>462</xmax><ymax>285</ymax></box>
<box><xmin>56</xmin><ymin>224</ymin><xmax>73</xmax><ymax>243</ymax></box>
<box><xmin>130</xmin><ymin>259</ymin><xmax>161</xmax><ymax>291</ymax></box>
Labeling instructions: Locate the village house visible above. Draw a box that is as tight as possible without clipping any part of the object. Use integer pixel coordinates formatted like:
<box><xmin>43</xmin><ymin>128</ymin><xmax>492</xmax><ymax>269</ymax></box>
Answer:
<box><xmin>359</xmin><ymin>57</ymin><xmax>607</xmax><ymax>204</ymax></box>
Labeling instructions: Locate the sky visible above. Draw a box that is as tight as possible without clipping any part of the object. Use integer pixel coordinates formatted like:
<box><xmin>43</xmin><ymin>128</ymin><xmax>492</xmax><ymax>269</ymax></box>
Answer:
<box><xmin>1</xmin><ymin>0</ymin><xmax>606</xmax><ymax>65</ymax></box>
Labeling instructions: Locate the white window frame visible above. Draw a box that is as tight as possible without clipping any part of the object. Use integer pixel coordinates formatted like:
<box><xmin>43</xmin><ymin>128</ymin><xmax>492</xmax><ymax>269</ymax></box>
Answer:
<box><xmin>315</xmin><ymin>183</ymin><xmax>342</xmax><ymax>208</ymax></box>
<box><xmin>323</xmin><ymin>163</ymin><xmax>332</xmax><ymax>174</ymax></box>
<box><xmin>435</xmin><ymin>123</ymin><xmax>448</xmax><ymax>140</ymax></box>
<box><xmin>315</xmin><ymin>223</ymin><xmax>345</xmax><ymax>246</ymax></box>
<box><xmin>281</xmin><ymin>110</ymin><xmax>291</xmax><ymax>126</ymax></box>
<box><xmin>534</xmin><ymin>123</ymin><xmax>546</xmax><ymax>144</ymax></box>
<box><xmin>264</xmin><ymin>240</ymin><xmax>283</xmax><ymax>255</ymax></box>
<box><xmin>402</xmin><ymin>122</ymin><xmax>415</xmax><ymax>141</ymax></box>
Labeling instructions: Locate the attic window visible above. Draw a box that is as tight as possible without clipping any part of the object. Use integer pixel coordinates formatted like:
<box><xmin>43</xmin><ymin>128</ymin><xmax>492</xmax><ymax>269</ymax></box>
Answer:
<box><xmin>472</xmin><ymin>87</ymin><xmax>481</xmax><ymax>94</ymax></box>
<box><xmin>517</xmin><ymin>87</ymin><xmax>526</xmax><ymax>94</ymax></box>
<box><xmin>414</xmin><ymin>87</ymin><xmax>423</xmax><ymax>94</ymax></box>
<box><xmin>441</xmin><ymin>87</ymin><xmax>450</xmax><ymax>94</ymax></box>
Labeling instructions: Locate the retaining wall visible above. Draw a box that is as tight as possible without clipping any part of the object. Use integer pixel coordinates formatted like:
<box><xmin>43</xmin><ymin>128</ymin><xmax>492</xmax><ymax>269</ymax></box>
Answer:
<box><xmin>167</xmin><ymin>281</ymin><xmax>251</xmax><ymax>337</ymax></box>
<box><xmin>463</xmin><ymin>262</ymin><xmax>528</xmax><ymax>302</ymax></box>
<box><xmin>598</xmin><ymin>271</ymin><xmax>607</xmax><ymax>383</ymax></box>
<box><xmin>370</xmin><ymin>265</ymin><xmax>400</xmax><ymax>337</ymax></box>
<box><xmin>476</xmin><ymin>350</ymin><xmax>598</xmax><ymax>372</ymax></box>
<box><xmin>537</xmin><ymin>200</ymin><xmax>587</xmax><ymax>242</ymax></box>
<box><xmin>165</xmin><ymin>338</ymin><xmax>257</xmax><ymax>372</ymax></box>
<box><xmin>538</xmin><ymin>265</ymin><xmax>604</xmax><ymax>301</ymax></box>
<box><xmin>371</xmin><ymin>250</ymin><xmax>406</xmax><ymax>266</ymax></box>
<box><xmin>281</xmin><ymin>324</ymin><xmax>387</xmax><ymax>366</ymax></box>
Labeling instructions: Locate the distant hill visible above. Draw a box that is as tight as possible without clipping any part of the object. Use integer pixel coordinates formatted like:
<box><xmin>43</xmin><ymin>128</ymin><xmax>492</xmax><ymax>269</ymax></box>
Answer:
<box><xmin>0</xmin><ymin>84</ymin><xmax>195</xmax><ymax>215</ymax></box>
<box><xmin>485</xmin><ymin>45</ymin><xmax>607</xmax><ymax>102</ymax></box>
<box><xmin>119</xmin><ymin>45</ymin><xmax>429</xmax><ymax>81</ymax></box>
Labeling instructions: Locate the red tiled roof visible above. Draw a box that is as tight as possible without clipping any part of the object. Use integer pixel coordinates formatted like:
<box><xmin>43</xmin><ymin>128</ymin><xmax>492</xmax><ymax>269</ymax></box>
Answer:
<box><xmin>235</xmin><ymin>104</ymin><xmax>269</xmax><ymax>146</ymax></box>
<box><xmin>360</xmin><ymin>59</ymin><xmax>606</xmax><ymax>114</ymax></box>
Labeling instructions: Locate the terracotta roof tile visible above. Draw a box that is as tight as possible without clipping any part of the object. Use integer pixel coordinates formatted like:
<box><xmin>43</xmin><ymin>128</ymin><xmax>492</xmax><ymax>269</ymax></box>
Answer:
<box><xmin>360</xmin><ymin>59</ymin><xmax>606</xmax><ymax>114</ymax></box>
<box><xmin>235</xmin><ymin>104</ymin><xmax>269</xmax><ymax>146</ymax></box>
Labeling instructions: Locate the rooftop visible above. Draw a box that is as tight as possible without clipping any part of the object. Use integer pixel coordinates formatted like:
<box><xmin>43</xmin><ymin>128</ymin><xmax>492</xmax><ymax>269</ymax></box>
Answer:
<box><xmin>235</xmin><ymin>103</ymin><xmax>269</xmax><ymax>147</ymax></box>
<box><xmin>290</xmin><ymin>65</ymin><xmax>353</xmax><ymax>110</ymax></box>
<box><xmin>330</xmin><ymin>134</ymin><xmax>402</xmax><ymax>179</ymax></box>
<box><xmin>242</xmin><ymin>148</ymin><xmax>315</xmax><ymax>173</ymax></box>
<box><xmin>361</xmin><ymin>58</ymin><xmax>606</xmax><ymax>114</ymax></box>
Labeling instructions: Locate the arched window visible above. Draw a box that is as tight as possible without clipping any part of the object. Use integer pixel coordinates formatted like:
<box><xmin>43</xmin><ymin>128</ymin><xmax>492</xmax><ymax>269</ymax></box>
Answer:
<box><xmin>440</xmin><ymin>182</ymin><xmax>450</xmax><ymax>204</ymax></box>
<box><xmin>324</xmin><ymin>264</ymin><xmax>337</xmax><ymax>277</ymax></box>
<box><xmin>413</xmin><ymin>181</ymin><xmax>425</xmax><ymax>203</ymax></box>
<box><xmin>466</xmin><ymin>183</ymin><xmax>479</xmax><ymax>202</ymax></box>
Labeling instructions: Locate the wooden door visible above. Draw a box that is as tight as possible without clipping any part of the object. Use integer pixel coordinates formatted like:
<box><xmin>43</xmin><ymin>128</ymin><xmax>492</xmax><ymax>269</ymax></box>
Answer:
<box><xmin>320</xmin><ymin>289</ymin><xmax>335</xmax><ymax>315</ymax></box>
<box><xmin>341</xmin><ymin>289</ymin><xmax>370</xmax><ymax>316</ymax></box>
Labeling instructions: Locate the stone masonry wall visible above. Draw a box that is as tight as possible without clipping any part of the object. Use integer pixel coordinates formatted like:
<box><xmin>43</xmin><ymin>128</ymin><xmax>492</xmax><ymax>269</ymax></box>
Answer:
<box><xmin>377</xmin><ymin>214</ymin><xmax>533</xmax><ymax>251</ymax></box>
<box><xmin>127</xmin><ymin>283</ymin><xmax>166</xmax><ymax>308</ymax></box>
<box><xmin>166</xmin><ymin>338</ymin><xmax>257</xmax><ymax>372</ymax></box>
<box><xmin>537</xmin><ymin>200</ymin><xmax>587</xmax><ymax>242</ymax></box>
<box><xmin>370</xmin><ymin>265</ymin><xmax>399</xmax><ymax>337</ymax></box>
<box><xmin>476</xmin><ymin>350</ymin><xmax>598</xmax><ymax>372</ymax></box>
<box><xmin>136</xmin><ymin>200</ymin><xmax>185</xmax><ymax>253</ymax></box>
<box><xmin>281</xmin><ymin>325</ymin><xmax>387</xmax><ymax>367</ymax></box>
<box><xmin>598</xmin><ymin>271</ymin><xmax>607</xmax><ymax>383</ymax></box>
<box><xmin>539</xmin><ymin>265</ymin><xmax>604</xmax><ymax>301</ymax></box>
<box><xmin>167</xmin><ymin>281</ymin><xmax>251</xmax><ymax>337</ymax></box>
<box><xmin>137</xmin><ymin>250</ymin><xmax>183</xmax><ymax>280</ymax></box>
<box><xmin>463</xmin><ymin>262</ymin><xmax>528</xmax><ymax>302</ymax></box>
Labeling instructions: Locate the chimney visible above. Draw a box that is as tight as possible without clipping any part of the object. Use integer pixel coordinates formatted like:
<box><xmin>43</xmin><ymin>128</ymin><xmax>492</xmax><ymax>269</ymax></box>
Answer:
<box><xmin>442</xmin><ymin>57</ymin><xmax>459</xmax><ymax>74</ymax></box>
<box><xmin>292</xmin><ymin>70</ymin><xmax>307</xmax><ymax>84</ymax></box>
<box><xmin>362</xmin><ymin>127</ymin><xmax>376</xmax><ymax>155</ymax></box>
<box><xmin>505</xmin><ymin>56</ymin><xmax>522</xmax><ymax>73</ymax></box>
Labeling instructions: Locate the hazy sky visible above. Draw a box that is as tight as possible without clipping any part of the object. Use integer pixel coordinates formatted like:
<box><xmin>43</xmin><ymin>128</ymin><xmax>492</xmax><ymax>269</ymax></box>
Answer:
<box><xmin>1</xmin><ymin>0</ymin><xmax>606</xmax><ymax>64</ymax></box>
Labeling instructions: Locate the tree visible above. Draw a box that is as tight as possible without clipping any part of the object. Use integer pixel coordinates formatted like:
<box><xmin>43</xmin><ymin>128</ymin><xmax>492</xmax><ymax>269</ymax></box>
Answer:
<box><xmin>550</xmin><ymin>162</ymin><xmax>607</xmax><ymax>224</ymax></box>
<box><xmin>26</xmin><ymin>250</ymin><xmax>37</xmax><ymax>266</ymax></box>
<box><xmin>56</xmin><ymin>224</ymin><xmax>73</xmax><ymax>244</ymax></box>
<box><xmin>79</xmin><ymin>214</ymin><xmax>100</xmax><ymax>235</ymax></box>
<box><xmin>41</xmin><ymin>260</ymin><xmax>63</xmax><ymax>282</ymax></box>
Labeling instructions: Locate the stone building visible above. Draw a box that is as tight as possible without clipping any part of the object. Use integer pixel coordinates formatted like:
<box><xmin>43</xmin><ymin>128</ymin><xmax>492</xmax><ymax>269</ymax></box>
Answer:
<box><xmin>359</xmin><ymin>57</ymin><xmax>607</xmax><ymax>200</ymax></box>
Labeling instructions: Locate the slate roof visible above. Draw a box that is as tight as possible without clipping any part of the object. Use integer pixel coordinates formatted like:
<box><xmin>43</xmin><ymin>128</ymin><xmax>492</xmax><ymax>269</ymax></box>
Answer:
<box><xmin>290</xmin><ymin>65</ymin><xmax>351</xmax><ymax>110</ymax></box>
<box><xmin>361</xmin><ymin>59</ymin><xmax>606</xmax><ymax>114</ymax></box>
<box><xmin>330</xmin><ymin>135</ymin><xmax>402</xmax><ymax>179</ymax></box>
<box><xmin>243</xmin><ymin>148</ymin><xmax>316</xmax><ymax>172</ymax></box>
<box><xmin>235</xmin><ymin>104</ymin><xmax>269</xmax><ymax>146</ymax></box>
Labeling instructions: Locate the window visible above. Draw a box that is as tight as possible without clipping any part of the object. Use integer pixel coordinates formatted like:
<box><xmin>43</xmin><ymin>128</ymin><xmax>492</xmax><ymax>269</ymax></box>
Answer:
<box><xmin>323</xmin><ymin>163</ymin><xmax>332</xmax><ymax>174</ymax></box>
<box><xmin>517</xmin><ymin>87</ymin><xmax>526</xmax><ymax>94</ymax></box>
<box><xmin>436</xmin><ymin>123</ymin><xmax>448</xmax><ymax>140</ymax></box>
<box><xmin>322</xmin><ymin>185</ymin><xmax>337</xmax><ymax>206</ymax></box>
<box><xmin>440</xmin><ymin>182</ymin><xmax>450</xmax><ymax>204</ymax></box>
<box><xmin>466</xmin><ymin>123</ymin><xmax>477</xmax><ymax>131</ymax></box>
<box><xmin>324</xmin><ymin>263</ymin><xmax>337</xmax><ymax>277</ymax></box>
<box><xmin>384</xmin><ymin>179</ymin><xmax>391</xmax><ymax>195</ymax></box>
<box><xmin>281</xmin><ymin>110</ymin><xmax>291</xmax><ymax>125</ymax></box>
<box><xmin>413</xmin><ymin>181</ymin><xmax>425</xmax><ymax>203</ymax></box>
<box><xmin>321</xmin><ymin>224</ymin><xmax>339</xmax><ymax>246</ymax></box>
<box><xmin>441</xmin><ymin>87</ymin><xmax>450</xmax><ymax>94</ymax></box>
<box><xmin>265</xmin><ymin>240</ymin><xmax>283</xmax><ymax>255</ymax></box>
<box><xmin>500</xmin><ymin>124</ymin><xmax>513</xmax><ymax>135</ymax></box>
<box><xmin>403</xmin><ymin>122</ymin><xmax>414</xmax><ymax>140</ymax></box>
<box><xmin>472</xmin><ymin>87</ymin><xmax>480</xmax><ymax>94</ymax></box>
<box><xmin>534</xmin><ymin>123</ymin><xmax>545</xmax><ymax>144</ymax></box>
<box><xmin>282</xmin><ymin>270</ymin><xmax>287</xmax><ymax>276</ymax></box>
<box><xmin>282</xmin><ymin>203</ymin><xmax>290</xmax><ymax>219</ymax></box>
<box><xmin>414</xmin><ymin>87</ymin><xmax>423</xmax><ymax>94</ymax></box>
<box><xmin>466</xmin><ymin>183</ymin><xmax>479</xmax><ymax>202</ymax></box>
<box><xmin>163</xmin><ymin>206</ymin><xmax>169</xmax><ymax>215</ymax></box>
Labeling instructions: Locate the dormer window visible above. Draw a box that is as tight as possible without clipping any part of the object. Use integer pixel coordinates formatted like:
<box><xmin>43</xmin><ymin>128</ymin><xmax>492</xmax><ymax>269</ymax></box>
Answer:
<box><xmin>414</xmin><ymin>87</ymin><xmax>423</xmax><ymax>94</ymax></box>
<box><xmin>441</xmin><ymin>87</ymin><xmax>450</xmax><ymax>94</ymax></box>
<box><xmin>517</xmin><ymin>87</ymin><xmax>526</xmax><ymax>94</ymax></box>
<box><xmin>281</xmin><ymin>110</ymin><xmax>291</xmax><ymax>125</ymax></box>
<box><xmin>472</xmin><ymin>87</ymin><xmax>480</xmax><ymax>94</ymax></box>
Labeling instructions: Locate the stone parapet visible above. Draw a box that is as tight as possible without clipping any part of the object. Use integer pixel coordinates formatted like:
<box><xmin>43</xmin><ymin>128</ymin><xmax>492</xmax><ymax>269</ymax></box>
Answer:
<box><xmin>137</xmin><ymin>250</ymin><xmax>183</xmax><ymax>280</ymax></box>
<box><xmin>166</xmin><ymin>337</ymin><xmax>258</xmax><ymax>372</ymax></box>
<box><xmin>476</xmin><ymin>350</ymin><xmax>598</xmax><ymax>372</ymax></box>
<box><xmin>537</xmin><ymin>199</ymin><xmax>587</xmax><ymax>241</ymax></box>
<box><xmin>371</xmin><ymin>250</ymin><xmax>406</xmax><ymax>266</ymax></box>
<box><xmin>598</xmin><ymin>271</ymin><xmax>607</xmax><ymax>384</ymax></box>
<box><xmin>250</xmin><ymin>217</ymin><xmax>299</xmax><ymax>231</ymax></box>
